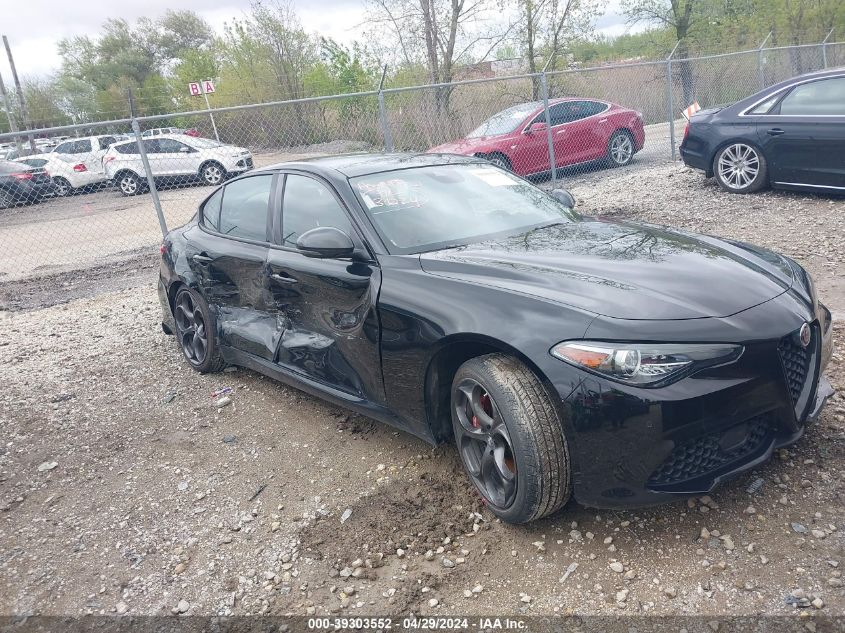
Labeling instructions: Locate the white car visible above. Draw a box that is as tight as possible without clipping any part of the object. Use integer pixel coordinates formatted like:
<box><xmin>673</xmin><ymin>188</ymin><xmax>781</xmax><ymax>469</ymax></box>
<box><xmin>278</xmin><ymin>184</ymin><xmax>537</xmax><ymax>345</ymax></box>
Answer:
<box><xmin>15</xmin><ymin>153</ymin><xmax>108</xmax><ymax>196</ymax></box>
<box><xmin>103</xmin><ymin>134</ymin><xmax>254</xmax><ymax>196</ymax></box>
<box><xmin>50</xmin><ymin>135</ymin><xmax>119</xmax><ymax>189</ymax></box>
<box><xmin>141</xmin><ymin>127</ymin><xmax>183</xmax><ymax>137</ymax></box>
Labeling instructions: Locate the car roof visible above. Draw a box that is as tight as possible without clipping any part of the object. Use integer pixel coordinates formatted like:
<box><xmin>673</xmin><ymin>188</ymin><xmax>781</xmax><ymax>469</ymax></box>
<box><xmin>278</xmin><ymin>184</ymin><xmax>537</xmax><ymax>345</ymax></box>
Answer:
<box><xmin>256</xmin><ymin>152</ymin><xmax>487</xmax><ymax>178</ymax></box>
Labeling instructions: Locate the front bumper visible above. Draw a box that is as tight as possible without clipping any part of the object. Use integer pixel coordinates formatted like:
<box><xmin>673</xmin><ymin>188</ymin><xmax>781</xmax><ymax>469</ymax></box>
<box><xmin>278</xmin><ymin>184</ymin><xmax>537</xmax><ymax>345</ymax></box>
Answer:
<box><xmin>560</xmin><ymin>301</ymin><xmax>834</xmax><ymax>510</ymax></box>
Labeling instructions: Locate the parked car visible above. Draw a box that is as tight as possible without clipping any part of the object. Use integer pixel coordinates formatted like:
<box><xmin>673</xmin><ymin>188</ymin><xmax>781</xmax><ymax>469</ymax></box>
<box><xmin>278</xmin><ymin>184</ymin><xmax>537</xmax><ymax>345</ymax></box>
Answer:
<box><xmin>428</xmin><ymin>98</ymin><xmax>645</xmax><ymax>176</ymax></box>
<box><xmin>680</xmin><ymin>67</ymin><xmax>845</xmax><ymax>194</ymax></box>
<box><xmin>50</xmin><ymin>135</ymin><xmax>118</xmax><ymax>188</ymax></box>
<box><xmin>0</xmin><ymin>146</ymin><xmax>37</xmax><ymax>161</ymax></box>
<box><xmin>142</xmin><ymin>127</ymin><xmax>200</xmax><ymax>138</ymax></box>
<box><xmin>16</xmin><ymin>153</ymin><xmax>108</xmax><ymax>196</ymax></box>
<box><xmin>0</xmin><ymin>159</ymin><xmax>57</xmax><ymax>208</ymax></box>
<box><xmin>157</xmin><ymin>154</ymin><xmax>833</xmax><ymax>524</ymax></box>
<box><xmin>103</xmin><ymin>134</ymin><xmax>253</xmax><ymax>196</ymax></box>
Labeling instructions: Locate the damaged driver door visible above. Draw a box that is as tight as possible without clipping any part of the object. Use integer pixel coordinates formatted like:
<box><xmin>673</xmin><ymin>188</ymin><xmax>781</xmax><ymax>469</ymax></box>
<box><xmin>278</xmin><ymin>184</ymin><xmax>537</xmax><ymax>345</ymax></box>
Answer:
<box><xmin>266</xmin><ymin>172</ymin><xmax>385</xmax><ymax>404</ymax></box>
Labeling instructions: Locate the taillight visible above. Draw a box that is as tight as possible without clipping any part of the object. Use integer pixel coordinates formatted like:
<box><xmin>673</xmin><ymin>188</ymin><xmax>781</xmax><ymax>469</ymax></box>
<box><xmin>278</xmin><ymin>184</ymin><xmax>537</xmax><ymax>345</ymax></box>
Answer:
<box><xmin>160</xmin><ymin>242</ymin><xmax>169</xmax><ymax>255</ymax></box>
<box><xmin>12</xmin><ymin>172</ymin><xmax>33</xmax><ymax>180</ymax></box>
<box><xmin>683</xmin><ymin>123</ymin><xmax>690</xmax><ymax>140</ymax></box>
<box><xmin>73</xmin><ymin>163</ymin><xmax>87</xmax><ymax>172</ymax></box>
<box><xmin>104</xmin><ymin>155</ymin><xmax>116</xmax><ymax>164</ymax></box>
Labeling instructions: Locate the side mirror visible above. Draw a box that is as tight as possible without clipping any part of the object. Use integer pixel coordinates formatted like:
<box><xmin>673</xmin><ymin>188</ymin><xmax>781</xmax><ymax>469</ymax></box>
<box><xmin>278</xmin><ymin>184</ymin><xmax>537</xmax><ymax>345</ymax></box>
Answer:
<box><xmin>551</xmin><ymin>188</ymin><xmax>576</xmax><ymax>208</ymax></box>
<box><xmin>296</xmin><ymin>226</ymin><xmax>355</xmax><ymax>259</ymax></box>
<box><xmin>524</xmin><ymin>121</ymin><xmax>548</xmax><ymax>135</ymax></box>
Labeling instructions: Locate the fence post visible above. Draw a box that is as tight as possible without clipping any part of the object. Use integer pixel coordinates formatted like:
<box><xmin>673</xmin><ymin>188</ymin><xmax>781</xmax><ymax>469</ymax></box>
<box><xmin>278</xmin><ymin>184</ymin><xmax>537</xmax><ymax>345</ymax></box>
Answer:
<box><xmin>666</xmin><ymin>41</ymin><xmax>681</xmax><ymax>161</ymax></box>
<box><xmin>757</xmin><ymin>32</ymin><xmax>772</xmax><ymax>90</ymax></box>
<box><xmin>822</xmin><ymin>28</ymin><xmax>834</xmax><ymax>68</ymax></box>
<box><xmin>377</xmin><ymin>65</ymin><xmax>394</xmax><ymax>152</ymax></box>
<box><xmin>540</xmin><ymin>62</ymin><xmax>557</xmax><ymax>184</ymax></box>
<box><xmin>131</xmin><ymin>118</ymin><xmax>168</xmax><ymax>238</ymax></box>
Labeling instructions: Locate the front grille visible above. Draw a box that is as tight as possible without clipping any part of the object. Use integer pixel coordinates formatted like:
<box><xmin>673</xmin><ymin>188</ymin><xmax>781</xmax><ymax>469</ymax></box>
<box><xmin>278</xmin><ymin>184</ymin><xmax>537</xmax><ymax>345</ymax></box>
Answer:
<box><xmin>648</xmin><ymin>416</ymin><xmax>772</xmax><ymax>487</ymax></box>
<box><xmin>778</xmin><ymin>331</ymin><xmax>810</xmax><ymax>406</ymax></box>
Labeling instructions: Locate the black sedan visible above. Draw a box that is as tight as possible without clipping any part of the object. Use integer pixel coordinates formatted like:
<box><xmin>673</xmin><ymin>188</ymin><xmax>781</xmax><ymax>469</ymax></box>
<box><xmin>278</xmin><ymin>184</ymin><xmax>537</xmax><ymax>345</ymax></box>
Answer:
<box><xmin>158</xmin><ymin>154</ymin><xmax>833</xmax><ymax>523</ymax></box>
<box><xmin>680</xmin><ymin>67</ymin><xmax>845</xmax><ymax>194</ymax></box>
<box><xmin>0</xmin><ymin>159</ymin><xmax>56</xmax><ymax>208</ymax></box>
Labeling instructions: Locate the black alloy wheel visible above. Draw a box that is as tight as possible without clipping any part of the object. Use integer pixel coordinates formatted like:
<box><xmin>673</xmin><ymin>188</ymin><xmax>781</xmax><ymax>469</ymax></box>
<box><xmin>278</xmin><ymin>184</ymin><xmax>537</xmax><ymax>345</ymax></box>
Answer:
<box><xmin>454</xmin><ymin>377</ymin><xmax>518</xmax><ymax>509</ymax></box>
<box><xmin>174</xmin><ymin>288</ymin><xmax>209</xmax><ymax>367</ymax></box>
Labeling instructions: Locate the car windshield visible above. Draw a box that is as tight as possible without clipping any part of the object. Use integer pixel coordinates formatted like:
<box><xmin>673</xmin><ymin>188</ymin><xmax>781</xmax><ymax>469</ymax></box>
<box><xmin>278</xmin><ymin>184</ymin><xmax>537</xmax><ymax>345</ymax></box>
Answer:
<box><xmin>466</xmin><ymin>102</ymin><xmax>541</xmax><ymax>137</ymax></box>
<box><xmin>188</xmin><ymin>137</ymin><xmax>223</xmax><ymax>149</ymax></box>
<box><xmin>351</xmin><ymin>164</ymin><xmax>577</xmax><ymax>254</ymax></box>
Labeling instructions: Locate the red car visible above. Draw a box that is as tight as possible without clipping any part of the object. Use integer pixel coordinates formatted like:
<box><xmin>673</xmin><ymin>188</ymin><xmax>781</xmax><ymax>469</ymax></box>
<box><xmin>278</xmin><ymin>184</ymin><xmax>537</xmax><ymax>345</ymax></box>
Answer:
<box><xmin>429</xmin><ymin>98</ymin><xmax>645</xmax><ymax>176</ymax></box>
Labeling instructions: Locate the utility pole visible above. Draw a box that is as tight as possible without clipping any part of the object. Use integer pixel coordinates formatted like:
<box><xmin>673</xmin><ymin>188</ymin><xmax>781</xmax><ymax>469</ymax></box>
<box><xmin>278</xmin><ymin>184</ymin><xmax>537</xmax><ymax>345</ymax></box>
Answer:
<box><xmin>0</xmin><ymin>68</ymin><xmax>23</xmax><ymax>152</ymax></box>
<box><xmin>2</xmin><ymin>35</ymin><xmax>36</xmax><ymax>152</ymax></box>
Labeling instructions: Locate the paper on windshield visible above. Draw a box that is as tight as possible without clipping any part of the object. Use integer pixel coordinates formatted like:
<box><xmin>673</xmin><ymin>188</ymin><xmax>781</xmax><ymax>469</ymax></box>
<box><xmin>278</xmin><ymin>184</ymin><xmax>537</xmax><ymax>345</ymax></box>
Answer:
<box><xmin>468</xmin><ymin>167</ymin><xmax>517</xmax><ymax>187</ymax></box>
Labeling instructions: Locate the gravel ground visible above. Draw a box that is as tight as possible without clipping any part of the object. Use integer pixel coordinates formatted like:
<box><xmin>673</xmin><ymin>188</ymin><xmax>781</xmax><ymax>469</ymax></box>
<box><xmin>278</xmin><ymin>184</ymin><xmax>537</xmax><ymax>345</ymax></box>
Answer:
<box><xmin>1</xmin><ymin>161</ymin><xmax>844</xmax><ymax>619</ymax></box>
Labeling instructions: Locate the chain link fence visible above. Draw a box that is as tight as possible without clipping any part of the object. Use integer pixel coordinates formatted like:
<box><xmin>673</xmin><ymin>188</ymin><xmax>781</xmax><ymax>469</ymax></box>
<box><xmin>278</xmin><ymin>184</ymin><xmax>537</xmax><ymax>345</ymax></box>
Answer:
<box><xmin>0</xmin><ymin>37</ymin><xmax>842</xmax><ymax>281</ymax></box>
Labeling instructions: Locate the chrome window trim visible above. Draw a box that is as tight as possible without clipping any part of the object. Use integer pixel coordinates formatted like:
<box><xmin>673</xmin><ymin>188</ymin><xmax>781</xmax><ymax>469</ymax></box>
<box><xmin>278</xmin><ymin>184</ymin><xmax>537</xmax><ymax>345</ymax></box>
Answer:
<box><xmin>522</xmin><ymin>100</ymin><xmax>612</xmax><ymax>132</ymax></box>
<box><xmin>739</xmin><ymin>73</ymin><xmax>845</xmax><ymax>117</ymax></box>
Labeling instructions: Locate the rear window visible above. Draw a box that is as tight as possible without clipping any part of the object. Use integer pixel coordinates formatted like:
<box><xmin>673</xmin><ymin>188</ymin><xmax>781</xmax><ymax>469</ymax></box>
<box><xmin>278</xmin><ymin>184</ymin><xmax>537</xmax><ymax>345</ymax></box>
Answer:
<box><xmin>202</xmin><ymin>189</ymin><xmax>223</xmax><ymax>231</ymax></box>
<box><xmin>218</xmin><ymin>175</ymin><xmax>273</xmax><ymax>242</ymax></box>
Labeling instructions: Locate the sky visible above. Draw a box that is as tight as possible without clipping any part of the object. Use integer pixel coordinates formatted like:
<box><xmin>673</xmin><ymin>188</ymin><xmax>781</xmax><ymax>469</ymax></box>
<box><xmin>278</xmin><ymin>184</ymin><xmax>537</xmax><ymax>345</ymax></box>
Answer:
<box><xmin>0</xmin><ymin>0</ymin><xmax>636</xmax><ymax>81</ymax></box>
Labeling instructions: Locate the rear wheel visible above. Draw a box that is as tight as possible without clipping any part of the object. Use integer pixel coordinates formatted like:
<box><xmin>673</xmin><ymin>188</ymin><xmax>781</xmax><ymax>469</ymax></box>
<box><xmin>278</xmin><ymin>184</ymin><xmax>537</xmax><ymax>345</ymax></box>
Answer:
<box><xmin>173</xmin><ymin>287</ymin><xmax>225</xmax><ymax>373</ymax></box>
<box><xmin>53</xmin><ymin>177</ymin><xmax>72</xmax><ymax>197</ymax></box>
<box><xmin>607</xmin><ymin>130</ymin><xmax>635</xmax><ymax>167</ymax></box>
<box><xmin>117</xmin><ymin>172</ymin><xmax>142</xmax><ymax>196</ymax></box>
<box><xmin>451</xmin><ymin>353</ymin><xmax>571</xmax><ymax>524</ymax></box>
<box><xmin>713</xmin><ymin>143</ymin><xmax>768</xmax><ymax>193</ymax></box>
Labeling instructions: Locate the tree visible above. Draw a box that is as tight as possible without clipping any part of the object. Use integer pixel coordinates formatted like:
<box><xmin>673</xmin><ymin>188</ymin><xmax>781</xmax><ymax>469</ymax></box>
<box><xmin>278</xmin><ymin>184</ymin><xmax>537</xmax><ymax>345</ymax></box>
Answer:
<box><xmin>366</xmin><ymin>0</ymin><xmax>517</xmax><ymax>113</ymax></box>
<box><xmin>622</xmin><ymin>0</ymin><xmax>703</xmax><ymax>104</ymax></box>
<box><xmin>517</xmin><ymin>0</ymin><xmax>604</xmax><ymax>98</ymax></box>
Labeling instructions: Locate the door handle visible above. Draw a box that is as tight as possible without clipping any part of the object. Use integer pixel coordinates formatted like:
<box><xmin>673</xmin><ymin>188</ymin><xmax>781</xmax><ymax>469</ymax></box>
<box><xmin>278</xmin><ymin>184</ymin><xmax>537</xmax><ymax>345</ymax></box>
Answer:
<box><xmin>270</xmin><ymin>272</ymin><xmax>298</xmax><ymax>284</ymax></box>
<box><xmin>192</xmin><ymin>253</ymin><xmax>213</xmax><ymax>263</ymax></box>
<box><xmin>767</xmin><ymin>128</ymin><xmax>786</xmax><ymax>136</ymax></box>
<box><xmin>599</xmin><ymin>118</ymin><xmax>608</xmax><ymax>123</ymax></box>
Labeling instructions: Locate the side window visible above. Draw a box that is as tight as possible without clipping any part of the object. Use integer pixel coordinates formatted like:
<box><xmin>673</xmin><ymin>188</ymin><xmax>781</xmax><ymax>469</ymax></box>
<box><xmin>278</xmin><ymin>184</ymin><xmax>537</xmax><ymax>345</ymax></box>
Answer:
<box><xmin>281</xmin><ymin>174</ymin><xmax>353</xmax><ymax>248</ymax></box>
<box><xmin>143</xmin><ymin>139</ymin><xmax>160</xmax><ymax>153</ymax></box>
<box><xmin>73</xmin><ymin>139</ymin><xmax>92</xmax><ymax>153</ymax></box>
<box><xmin>749</xmin><ymin>94</ymin><xmax>781</xmax><ymax>115</ymax></box>
<box><xmin>55</xmin><ymin>141</ymin><xmax>73</xmax><ymax>153</ymax></box>
<box><xmin>116</xmin><ymin>143</ymin><xmax>139</xmax><ymax>155</ymax></box>
<box><xmin>218</xmin><ymin>175</ymin><xmax>273</xmax><ymax>241</ymax></box>
<box><xmin>98</xmin><ymin>137</ymin><xmax>116</xmax><ymax>150</ymax></box>
<box><xmin>546</xmin><ymin>103</ymin><xmax>571</xmax><ymax>126</ymax></box>
<box><xmin>778</xmin><ymin>78</ymin><xmax>845</xmax><ymax>116</ymax></box>
<box><xmin>202</xmin><ymin>188</ymin><xmax>223</xmax><ymax>231</ymax></box>
<box><xmin>582</xmin><ymin>101</ymin><xmax>607</xmax><ymax>117</ymax></box>
<box><xmin>157</xmin><ymin>139</ymin><xmax>191</xmax><ymax>153</ymax></box>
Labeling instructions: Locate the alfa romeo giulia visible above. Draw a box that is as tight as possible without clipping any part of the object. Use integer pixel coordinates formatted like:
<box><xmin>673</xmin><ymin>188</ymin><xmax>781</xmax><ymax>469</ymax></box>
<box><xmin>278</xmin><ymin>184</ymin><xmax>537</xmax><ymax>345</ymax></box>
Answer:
<box><xmin>158</xmin><ymin>153</ymin><xmax>833</xmax><ymax>524</ymax></box>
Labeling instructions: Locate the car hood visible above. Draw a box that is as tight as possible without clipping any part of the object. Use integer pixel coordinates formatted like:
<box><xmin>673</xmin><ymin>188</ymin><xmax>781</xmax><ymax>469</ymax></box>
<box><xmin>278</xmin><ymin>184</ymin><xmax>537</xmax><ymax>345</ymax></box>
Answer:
<box><xmin>418</xmin><ymin>219</ymin><xmax>794</xmax><ymax>320</ymax></box>
<box><xmin>428</xmin><ymin>136</ymin><xmax>502</xmax><ymax>155</ymax></box>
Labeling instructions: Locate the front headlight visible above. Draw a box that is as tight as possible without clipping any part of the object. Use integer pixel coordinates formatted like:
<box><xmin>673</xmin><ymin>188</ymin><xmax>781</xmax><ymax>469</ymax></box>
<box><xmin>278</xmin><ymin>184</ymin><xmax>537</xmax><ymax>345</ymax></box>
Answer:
<box><xmin>550</xmin><ymin>341</ymin><xmax>743</xmax><ymax>386</ymax></box>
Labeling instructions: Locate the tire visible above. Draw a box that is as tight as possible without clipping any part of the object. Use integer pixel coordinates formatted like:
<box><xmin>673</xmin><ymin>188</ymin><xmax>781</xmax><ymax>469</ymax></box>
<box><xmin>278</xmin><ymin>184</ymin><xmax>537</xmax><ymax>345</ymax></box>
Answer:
<box><xmin>0</xmin><ymin>188</ymin><xmax>14</xmax><ymax>209</ymax></box>
<box><xmin>172</xmin><ymin>286</ymin><xmax>226</xmax><ymax>373</ymax></box>
<box><xmin>200</xmin><ymin>162</ymin><xmax>226</xmax><ymax>186</ymax></box>
<box><xmin>117</xmin><ymin>172</ymin><xmax>143</xmax><ymax>196</ymax></box>
<box><xmin>53</xmin><ymin>177</ymin><xmax>72</xmax><ymax>197</ymax></box>
<box><xmin>485</xmin><ymin>153</ymin><xmax>512</xmax><ymax>171</ymax></box>
<box><xmin>451</xmin><ymin>353</ymin><xmax>571</xmax><ymax>524</ymax></box>
<box><xmin>713</xmin><ymin>142</ymin><xmax>768</xmax><ymax>193</ymax></box>
<box><xmin>607</xmin><ymin>130</ymin><xmax>635</xmax><ymax>167</ymax></box>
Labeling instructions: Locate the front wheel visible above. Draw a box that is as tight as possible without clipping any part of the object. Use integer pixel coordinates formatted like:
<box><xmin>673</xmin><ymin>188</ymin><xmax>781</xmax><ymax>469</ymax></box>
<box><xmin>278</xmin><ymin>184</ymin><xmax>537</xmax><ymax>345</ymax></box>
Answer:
<box><xmin>172</xmin><ymin>287</ymin><xmax>225</xmax><ymax>373</ymax></box>
<box><xmin>451</xmin><ymin>353</ymin><xmax>571</xmax><ymax>524</ymax></box>
<box><xmin>713</xmin><ymin>143</ymin><xmax>768</xmax><ymax>193</ymax></box>
<box><xmin>200</xmin><ymin>162</ymin><xmax>226</xmax><ymax>186</ymax></box>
